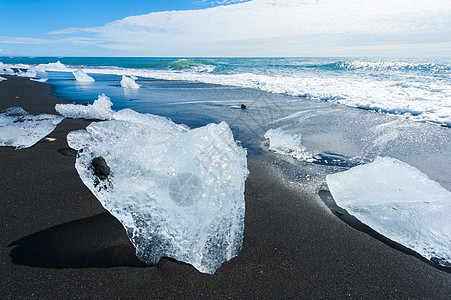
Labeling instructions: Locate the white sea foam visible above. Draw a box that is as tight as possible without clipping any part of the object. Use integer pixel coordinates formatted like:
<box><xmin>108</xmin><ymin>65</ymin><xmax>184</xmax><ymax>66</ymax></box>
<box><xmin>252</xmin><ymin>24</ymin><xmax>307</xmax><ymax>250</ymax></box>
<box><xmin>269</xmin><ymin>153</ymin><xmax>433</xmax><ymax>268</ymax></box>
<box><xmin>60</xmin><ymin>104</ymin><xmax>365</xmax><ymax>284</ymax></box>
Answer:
<box><xmin>74</xmin><ymin>65</ymin><xmax>451</xmax><ymax>127</ymax></box>
<box><xmin>55</xmin><ymin>94</ymin><xmax>115</xmax><ymax>120</ymax></box>
<box><xmin>264</xmin><ymin>128</ymin><xmax>313</xmax><ymax>161</ymax></box>
<box><xmin>73</xmin><ymin>69</ymin><xmax>95</xmax><ymax>82</ymax></box>
<box><xmin>120</xmin><ymin>75</ymin><xmax>139</xmax><ymax>88</ymax></box>
<box><xmin>0</xmin><ymin>107</ymin><xmax>64</xmax><ymax>149</ymax></box>
<box><xmin>1</xmin><ymin>59</ymin><xmax>449</xmax><ymax>126</ymax></box>
<box><xmin>326</xmin><ymin>157</ymin><xmax>451</xmax><ymax>267</ymax></box>
<box><xmin>67</xmin><ymin>108</ymin><xmax>248</xmax><ymax>274</ymax></box>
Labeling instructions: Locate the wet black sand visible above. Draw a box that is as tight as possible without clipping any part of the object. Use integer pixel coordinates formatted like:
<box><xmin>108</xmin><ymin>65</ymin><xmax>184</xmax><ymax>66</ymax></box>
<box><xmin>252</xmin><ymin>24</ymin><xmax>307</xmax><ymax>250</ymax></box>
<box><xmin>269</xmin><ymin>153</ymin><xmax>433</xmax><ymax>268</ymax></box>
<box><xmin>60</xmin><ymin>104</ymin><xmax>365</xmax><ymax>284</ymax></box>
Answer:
<box><xmin>0</xmin><ymin>76</ymin><xmax>450</xmax><ymax>298</ymax></box>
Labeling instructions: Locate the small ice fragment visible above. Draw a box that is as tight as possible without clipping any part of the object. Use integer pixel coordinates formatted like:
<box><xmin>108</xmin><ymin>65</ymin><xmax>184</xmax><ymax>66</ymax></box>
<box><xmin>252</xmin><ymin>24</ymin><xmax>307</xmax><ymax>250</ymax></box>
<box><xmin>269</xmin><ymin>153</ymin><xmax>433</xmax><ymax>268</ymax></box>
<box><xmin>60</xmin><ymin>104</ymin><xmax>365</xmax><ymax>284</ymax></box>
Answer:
<box><xmin>264</xmin><ymin>128</ymin><xmax>312</xmax><ymax>161</ymax></box>
<box><xmin>0</xmin><ymin>107</ymin><xmax>64</xmax><ymax>149</ymax></box>
<box><xmin>326</xmin><ymin>157</ymin><xmax>451</xmax><ymax>267</ymax></box>
<box><xmin>0</xmin><ymin>76</ymin><xmax>7</xmax><ymax>82</ymax></box>
<box><xmin>67</xmin><ymin>112</ymin><xmax>248</xmax><ymax>274</ymax></box>
<box><xmin>120</xmin><ymin>75</ymin><xmax>139</xmax><ymax>89</ymax></box>
<box><xmin>55</xmin><ymin>94</ymin><xmax>115</xmax><ymax>120</ymax></box>
<box><xmin>30</xmin><ymin>78</ymin><xmax>48</xmax><ymax>83</ymax></box>
<box><xmin>73</xmin><ymin>69</ymin><xmax>95</xmax><ymax>82</ymax></box>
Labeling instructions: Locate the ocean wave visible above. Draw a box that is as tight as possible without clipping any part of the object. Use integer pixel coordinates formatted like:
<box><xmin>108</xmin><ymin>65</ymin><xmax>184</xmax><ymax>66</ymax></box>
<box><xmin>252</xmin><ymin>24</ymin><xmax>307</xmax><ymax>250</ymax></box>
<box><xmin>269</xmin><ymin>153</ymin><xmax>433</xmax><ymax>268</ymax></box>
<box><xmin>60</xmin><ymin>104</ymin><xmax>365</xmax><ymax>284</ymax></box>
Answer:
<box><xmin>1</xmin><ymin>58</ymin><xmax>450</xmax><ymax>127</ymax></box>
<box><xmin>321</xmin><ymin>60</ymin><xmax>449</xmax><ymax>72</ymax></box>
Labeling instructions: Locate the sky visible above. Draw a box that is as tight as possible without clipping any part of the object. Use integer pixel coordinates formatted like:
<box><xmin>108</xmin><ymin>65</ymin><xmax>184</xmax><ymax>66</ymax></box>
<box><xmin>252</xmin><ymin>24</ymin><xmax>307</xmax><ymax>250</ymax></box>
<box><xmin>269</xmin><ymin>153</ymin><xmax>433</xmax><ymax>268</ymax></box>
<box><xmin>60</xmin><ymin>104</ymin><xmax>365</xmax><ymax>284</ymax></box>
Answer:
<box><xmin>0</xmin><ymin>0</ymin><xmax>450</xmax><ymax>57</ymax></box>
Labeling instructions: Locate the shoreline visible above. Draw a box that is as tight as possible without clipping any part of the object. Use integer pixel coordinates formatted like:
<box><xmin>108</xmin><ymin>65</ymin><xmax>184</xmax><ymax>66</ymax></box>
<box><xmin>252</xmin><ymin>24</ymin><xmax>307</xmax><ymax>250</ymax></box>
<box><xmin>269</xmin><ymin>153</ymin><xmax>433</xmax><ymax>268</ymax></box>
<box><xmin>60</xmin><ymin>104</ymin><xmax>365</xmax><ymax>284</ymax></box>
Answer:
<box><xmin>1</xmin><ymin>76</ymin><xmax>450</xmax><ymax>298</ymax></box>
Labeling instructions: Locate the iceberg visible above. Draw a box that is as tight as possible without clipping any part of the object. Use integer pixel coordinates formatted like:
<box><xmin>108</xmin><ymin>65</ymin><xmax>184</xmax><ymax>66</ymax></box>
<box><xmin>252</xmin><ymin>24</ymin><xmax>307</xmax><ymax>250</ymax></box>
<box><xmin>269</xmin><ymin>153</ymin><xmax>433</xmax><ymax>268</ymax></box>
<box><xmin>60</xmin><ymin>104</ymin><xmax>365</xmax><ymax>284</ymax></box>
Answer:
<box><xmin>120</xmin><ymin>75</ymin><xmax>139</xmax><ymax>89</ymax></box>
<box><xmin>67</xmin><ymin>109</ymin><xmax>248</xmax><ymax>274</ymax></box>
<box><xmin>326</xmin><ymin>157</ymin><xmax>451</xmax><ymax>267</ymax></box>
<box><xmin>55</xmin><ymin>94</ymin><xmax>115</xmax><ymax>120</ymax></box>
<box><xmin>0</xmin><ymin>107</ymin><xmax>64</xmax><ymax>149</ymax></box>
<box><xmin>264</xmin><ymin>128</ymin><xmax>312</xmax><ymax>161</ymax></box>
<box><xmin>73</xmin><ymin>69</ymin><xmax>95</xmax><ymax>82</ymax></box>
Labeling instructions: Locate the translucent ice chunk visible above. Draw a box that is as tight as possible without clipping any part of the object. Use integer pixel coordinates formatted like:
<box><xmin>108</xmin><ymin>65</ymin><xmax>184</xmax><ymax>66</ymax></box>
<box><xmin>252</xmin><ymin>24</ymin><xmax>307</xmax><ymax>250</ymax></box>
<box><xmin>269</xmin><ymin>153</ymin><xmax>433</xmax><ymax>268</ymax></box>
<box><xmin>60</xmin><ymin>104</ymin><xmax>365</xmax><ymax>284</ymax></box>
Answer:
<box><xmin>326</xmin><ymin>157</ymin><xmax>451</xmax><ymax>267</ymax></box>
<box><xmin>30</xmin><ymin>78</ymin><xmax>48</xmax><ymax>83</ymax></box>
<box><xmin>67</xmin><ymin>112</ymin><xmax>248</xmax><ymax>274</ymax></box>
<box><xmin>120</xmin><ymin>75</ymin><xmax>139</xmax><ymax>88</ymax></box>
<box><xmin>73</xmin><ymin>69</ymin><xmax>95</xmax><ymax>82</ymax></box>
<box><xmin>0</xmin><ymin>107</ymin><xmax>63</xmax><ymax>149</ymax></box>
<box><xmin>17</xmin><ymin>70</ymin><xmax>37</xmax><ymax>78</ymax></box>
<box><xmin>55</xmin><ymin>94</ymin><xmax>115</xmax><ymax>120</ymax></box>
<box><xmin>264</xmin><ymin>128</ymin><xmax>312</xmax><ymax>160</ymax></box>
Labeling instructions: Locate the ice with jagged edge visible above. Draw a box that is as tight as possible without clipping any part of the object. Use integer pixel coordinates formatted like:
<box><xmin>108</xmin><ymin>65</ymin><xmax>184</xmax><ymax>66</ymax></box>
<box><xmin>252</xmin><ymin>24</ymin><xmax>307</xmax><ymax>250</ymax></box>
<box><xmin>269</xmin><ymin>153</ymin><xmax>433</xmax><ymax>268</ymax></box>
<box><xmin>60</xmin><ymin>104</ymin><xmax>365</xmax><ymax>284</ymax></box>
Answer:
<box><xmin>66</xmin><ymin>108</ymin><xmax>248</xmax><ymax>274</ymax></box>
<box><xmin>73</xmin><ymin>69</ymin><xmax>95</xmax><ymax>82</ymax></box>
<box><xmin>326</xmin><ymin>157</ymin><xmax>451</xmax><ymax>267</ymax></box>
<box><xmin>264</xmin><ymin>128</ymin><xmax>313</xmax><ymax>161</ymax></box>
<box><xmin>0</xmin><ymin>63</ymin><xmax>14</xmax><ymax>75</ymax></box>
<box><xmin>55</xmin><ymin>94</ymin><xmax>115</xmax><ymax>120</ymax></box>
<box><xmin>120</xmin><ymin>75</ymin><xmax>139</xmax><ymax>88</ymax></box>
<box><xmin>0</xmin><ymin>107</ymin><xmax>63</xmax><ymax>149</ymax></box>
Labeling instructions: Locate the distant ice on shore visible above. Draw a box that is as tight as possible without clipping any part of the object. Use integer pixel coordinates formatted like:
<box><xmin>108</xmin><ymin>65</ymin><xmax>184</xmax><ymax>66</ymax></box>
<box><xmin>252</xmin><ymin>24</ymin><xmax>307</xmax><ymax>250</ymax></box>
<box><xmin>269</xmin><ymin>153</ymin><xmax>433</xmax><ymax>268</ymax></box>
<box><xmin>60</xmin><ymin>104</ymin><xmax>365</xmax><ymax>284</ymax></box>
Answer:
<box><xmin>30</xmin><ymin>78</ymin><xmax>48</xmax><ymax>83</ymax></box>
<box><xmin>264</xmin><ymin>128</ymin><xmax>313</xmax><ymax>161</ymax></box>
<box><xmin>73</xmin><ymin>69</ymin><xmax>95</xmax><ymax>82</ymax></box>
<box><xmin>0</xmin><ymin>107</ymin><xmax>63</xmax><ymax>149</ymax></box>
<box><xmin>120</xmin><ymin>75</ymin><xmax>139</xmax><ymax>88</ymax></box>
<box><xmin>327</xmin><ymin>157</ymin><xmax>451</xmax><ymax>267</ymax></box>
<box><xmin>55</xmin><ymin>94</ymin><xmax>115</xmax><ymax>120</ymax></box>
<box><xmin>67</xmin><ymin>106</ymin><xmax>248</xmax><ymax>273</ymax></box>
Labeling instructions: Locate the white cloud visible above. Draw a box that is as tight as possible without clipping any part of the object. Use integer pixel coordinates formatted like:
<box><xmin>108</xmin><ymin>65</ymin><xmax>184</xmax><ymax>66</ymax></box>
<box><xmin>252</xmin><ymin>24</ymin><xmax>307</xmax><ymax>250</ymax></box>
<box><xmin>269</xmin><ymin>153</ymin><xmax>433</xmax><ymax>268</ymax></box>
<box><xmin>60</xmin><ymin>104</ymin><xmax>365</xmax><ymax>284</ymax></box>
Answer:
<box><xmin>7</xmin><ymin>0</ymin><xmax>451</xmax><ymax>56</ymax></box>
<box><xmin>0</xmin><ymin>36</ymin><xmax>53</xmax><ymax>44</ymax></box>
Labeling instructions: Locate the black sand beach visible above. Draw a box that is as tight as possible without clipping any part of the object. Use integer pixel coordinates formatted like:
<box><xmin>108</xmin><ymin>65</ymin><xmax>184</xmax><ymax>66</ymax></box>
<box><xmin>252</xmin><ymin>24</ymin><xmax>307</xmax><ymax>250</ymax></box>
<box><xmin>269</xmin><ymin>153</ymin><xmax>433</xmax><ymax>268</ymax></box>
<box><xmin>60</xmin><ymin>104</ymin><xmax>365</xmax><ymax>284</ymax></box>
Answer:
<box><xmin>1</xmin><ymin>76</ymin><xmax>450</xmax><ymax>298</ymax></box>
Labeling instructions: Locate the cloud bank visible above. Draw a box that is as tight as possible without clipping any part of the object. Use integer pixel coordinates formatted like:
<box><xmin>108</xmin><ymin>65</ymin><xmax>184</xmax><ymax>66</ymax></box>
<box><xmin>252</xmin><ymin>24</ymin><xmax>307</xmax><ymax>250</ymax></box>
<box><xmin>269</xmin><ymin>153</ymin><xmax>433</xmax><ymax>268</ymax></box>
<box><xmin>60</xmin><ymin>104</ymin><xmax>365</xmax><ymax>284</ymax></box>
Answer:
<box><xmin>7</xmin><ymin>0</ymin><xmax>451</xmax><ymax>56</ymax></box>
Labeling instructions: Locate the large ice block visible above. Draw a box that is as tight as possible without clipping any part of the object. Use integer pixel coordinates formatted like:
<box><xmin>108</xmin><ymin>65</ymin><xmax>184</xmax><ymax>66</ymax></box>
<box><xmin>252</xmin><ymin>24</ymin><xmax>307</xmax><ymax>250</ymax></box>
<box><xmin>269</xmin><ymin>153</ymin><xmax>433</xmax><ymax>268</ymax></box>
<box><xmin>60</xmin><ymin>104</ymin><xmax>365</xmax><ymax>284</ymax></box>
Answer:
<box><xmin>67</xmin><ymin>109</ymin><xmax>248</xmax><ymax>273</ymax></box>
<box><xmin>326</xmin><ymin>157</ymin><xmax>451</xmax><ymax>267</ymax></box>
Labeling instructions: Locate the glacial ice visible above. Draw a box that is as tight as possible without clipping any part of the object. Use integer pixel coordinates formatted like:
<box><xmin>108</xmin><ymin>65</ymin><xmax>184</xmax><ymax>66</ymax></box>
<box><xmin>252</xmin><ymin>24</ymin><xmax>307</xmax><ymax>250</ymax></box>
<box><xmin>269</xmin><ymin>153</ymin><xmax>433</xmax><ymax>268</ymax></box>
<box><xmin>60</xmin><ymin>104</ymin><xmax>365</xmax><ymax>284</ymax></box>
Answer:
<box><xmin>67</xmin><ymin>109</ymin><xmax>248</xmax><ymax>274</ymax></box>
<box><xmin>55</xmin><ymin>94</ymin><xmax>115</xmax><ymax>120</ymax></box>
<box><xmin>0</xmin><ymin>65</ymin><xmax>14</xmax><ymax>75</ymax></box>
<box><xmin>30</xmin><ymin>78</ymin><xmax>48</xmax><ymax>83</ymax></box>
<box><xmin>0</xmin><ymin>76</ymin><xmax>7</xmax><ymax>82</ymax></box>
<box><xmin>0</xmin><ymin>107</ymin><xmax>64</xmax><ymax>149</ymax></box>
<box><xmin>17</xmin><ymin>70</ymin><xmax>37</xmax><ymax>78</ymax></box>
<box><xmin>326</xmin><ymin>157</ymin><xmax>451</xmax><ymax>267</ymax></box>
<box><xmin>120</xmin><ymin>75</ymin><xmax>139</xmax><ymax>88</ymax></box>
<box><xmin>264</xmin><ymin>128</ymin><xmax>312</xmax><ymax>161</ymax></box>
<box><xmin>73</xmin><ymin>69</ymin><xmax>95</xmax><ymax>82</ymax></box>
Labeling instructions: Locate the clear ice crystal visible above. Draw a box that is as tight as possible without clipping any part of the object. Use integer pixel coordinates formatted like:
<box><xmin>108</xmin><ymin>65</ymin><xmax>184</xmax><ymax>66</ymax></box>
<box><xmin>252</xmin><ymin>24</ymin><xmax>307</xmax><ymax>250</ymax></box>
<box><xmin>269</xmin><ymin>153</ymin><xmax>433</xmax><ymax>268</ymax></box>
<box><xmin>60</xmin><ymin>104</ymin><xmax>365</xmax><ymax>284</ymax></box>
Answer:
<box><xmin>67</xmin><ymin>110</ymin><xmax>248</xmax><ymax>273</ymax></box>
<box><xmin>0</xmin><ymin>107</ymin><xmax>63</xmax><ymax>149</ymax></box>
<box><xmin>326</xmin><ymin>157</ymin><xmax>451</xmax><ymax>267</ymax></box>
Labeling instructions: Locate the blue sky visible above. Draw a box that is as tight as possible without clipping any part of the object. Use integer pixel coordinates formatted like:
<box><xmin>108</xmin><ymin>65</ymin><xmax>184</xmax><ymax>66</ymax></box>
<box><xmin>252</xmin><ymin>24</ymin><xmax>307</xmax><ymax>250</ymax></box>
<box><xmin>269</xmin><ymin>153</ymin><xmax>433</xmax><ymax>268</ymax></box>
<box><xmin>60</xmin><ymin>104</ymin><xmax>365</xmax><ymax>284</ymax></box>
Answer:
<box><xmin>1</xmin><ymin>0</ymin><xmax>450</xmax><ymax>57</ymax></box>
